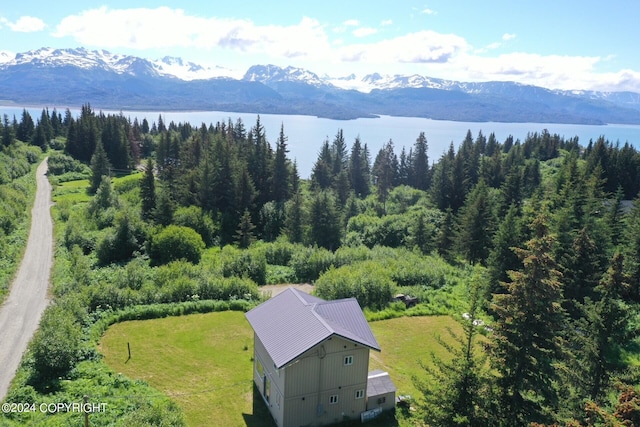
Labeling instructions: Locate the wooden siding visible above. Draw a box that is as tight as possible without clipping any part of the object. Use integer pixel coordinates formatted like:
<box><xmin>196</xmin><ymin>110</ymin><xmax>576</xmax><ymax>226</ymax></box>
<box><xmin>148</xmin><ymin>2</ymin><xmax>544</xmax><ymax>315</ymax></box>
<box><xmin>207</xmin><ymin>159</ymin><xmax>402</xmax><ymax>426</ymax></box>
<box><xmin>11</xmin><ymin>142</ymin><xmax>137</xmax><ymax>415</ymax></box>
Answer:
<box><xmin>282</xmin><ymin>336</ymin><xmax>370</xmax><ymax>426</ymax></box>
<box><xmin>253</xmin><ymin>333</ymin><xmax>285</xmax><ymax>427</ymax></box>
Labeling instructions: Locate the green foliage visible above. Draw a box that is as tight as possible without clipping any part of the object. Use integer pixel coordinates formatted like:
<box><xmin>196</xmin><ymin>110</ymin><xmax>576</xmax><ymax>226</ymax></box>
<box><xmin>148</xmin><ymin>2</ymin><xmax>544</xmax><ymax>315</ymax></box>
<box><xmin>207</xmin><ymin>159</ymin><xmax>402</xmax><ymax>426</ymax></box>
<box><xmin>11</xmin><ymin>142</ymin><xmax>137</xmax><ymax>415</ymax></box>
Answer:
<box><xmin>173</xmin><ymin>205</ymin><xmax>216</xmax><ymax>246</ymax></box>
<box><xmin>217</xmin><ymin>245</ymin><xmax>266</xmax><ymax>286</ymax></box>
<box><xmin>46</xmin><ymin>152</ymin><xmax>88</xmax><ymax>176</ymax></box>
<box><xmin>315</xmin><ymin>260</ymin><xmax>395</xmax><ymax>310</ymax></box>
<box><xmin>149</xmin><ymin>225</ymin><xmax>205</xmax><ymax>265</ymax></box>
<box><xmin>289</xmin><ymin>245</ymin><xmax>335</xmax><ymax>282</ymax></box>
<box><xmin>96</xmin><ymin>210</ymin><xmax>143</xmax><ymax>265</ymax></box>
<box><xmin>30</xmin><ymin>305</ymin><xmax>82</xmax><ymax>385</ymax></box>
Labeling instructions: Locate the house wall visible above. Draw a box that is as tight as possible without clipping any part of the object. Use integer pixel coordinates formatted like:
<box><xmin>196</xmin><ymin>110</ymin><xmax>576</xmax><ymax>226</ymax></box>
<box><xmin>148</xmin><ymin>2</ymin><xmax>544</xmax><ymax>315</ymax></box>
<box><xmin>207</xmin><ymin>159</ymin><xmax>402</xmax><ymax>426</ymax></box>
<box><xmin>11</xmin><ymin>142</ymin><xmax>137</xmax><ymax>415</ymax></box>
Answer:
<box><xmin>282</xmin><ymin>336</ymin><xmax>370</xmax><ymax>427</ymax></box>
<box><xmin>365</xmin><ymin>391</ymin><xmax>395</xmax><ymax>412</ymax></box>
<box><xmin>253</xmin><ymin>333</ymin><xmax>285</xmax><ymax>427</ymax></box>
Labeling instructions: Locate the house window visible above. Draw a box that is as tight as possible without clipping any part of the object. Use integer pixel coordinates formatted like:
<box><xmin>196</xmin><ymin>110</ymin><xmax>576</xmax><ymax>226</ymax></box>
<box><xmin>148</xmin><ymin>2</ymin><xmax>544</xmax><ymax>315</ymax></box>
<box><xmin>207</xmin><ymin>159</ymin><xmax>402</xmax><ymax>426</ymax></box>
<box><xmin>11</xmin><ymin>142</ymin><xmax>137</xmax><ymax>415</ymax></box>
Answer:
<box><xmin>256</xmin><ymin>359</ymin><xmax>264</xmax><ymax>377</ymax></box>
<box><xmin>329</xmin><ymin>395</ymin><xmax>339</xmax><ymax>405</ymax></box>
<box><xmin>344</xmin><ymin>355</ymin><xmax>353</xmax><ymax>365</ymax></box>
<box><xmin>355</xmin><ymin>389</ymin><xmax>365</xmax><ymax>399</ymax></box>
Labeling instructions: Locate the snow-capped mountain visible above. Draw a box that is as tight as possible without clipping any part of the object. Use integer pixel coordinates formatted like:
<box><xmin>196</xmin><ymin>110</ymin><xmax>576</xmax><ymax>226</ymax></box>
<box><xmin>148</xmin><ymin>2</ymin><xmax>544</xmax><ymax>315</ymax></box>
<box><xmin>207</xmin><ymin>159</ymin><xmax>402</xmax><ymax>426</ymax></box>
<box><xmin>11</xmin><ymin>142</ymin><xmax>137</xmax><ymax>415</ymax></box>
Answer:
<box><xmin>1</xmin><ymin>47</ymin><xmax>640</xmax><ymax>124</ymax></box>
<box><xmin>0</xmin><ymin>47</ymin><xmax>236</xmax><ymax>81</ymax></box>
<box><xmin>243</xmin><ymin>64</ymin><xmax>328</xmax><ymax>87</ymax></box>
<box><xmin>154</xmin><ymin>56</ymin><xmax>238</xmax><ymax>80</ymax></box>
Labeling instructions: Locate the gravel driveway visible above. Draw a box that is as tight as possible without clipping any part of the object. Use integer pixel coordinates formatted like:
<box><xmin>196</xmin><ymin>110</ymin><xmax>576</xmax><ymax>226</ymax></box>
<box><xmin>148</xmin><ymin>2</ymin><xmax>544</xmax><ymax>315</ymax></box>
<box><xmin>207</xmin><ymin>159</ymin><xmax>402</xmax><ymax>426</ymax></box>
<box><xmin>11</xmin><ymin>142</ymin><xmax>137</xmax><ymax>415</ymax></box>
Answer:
<box><xmin>0</xmin><ymin>159</ymin><xmax>53</xmax><ymax>401</ymax></box>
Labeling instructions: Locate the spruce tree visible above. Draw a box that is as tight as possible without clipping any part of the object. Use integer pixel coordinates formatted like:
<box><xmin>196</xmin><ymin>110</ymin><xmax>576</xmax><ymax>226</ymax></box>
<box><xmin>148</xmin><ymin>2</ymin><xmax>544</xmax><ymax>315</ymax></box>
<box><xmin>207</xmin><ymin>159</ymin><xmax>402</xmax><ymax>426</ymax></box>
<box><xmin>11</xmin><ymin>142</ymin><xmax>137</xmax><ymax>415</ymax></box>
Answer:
<box><xmin>140</xmin><ymin>158</ymin><xmax>156</xmax><ymax>221</ymax></box>
<box><xmin>490</xmin><ymin>213</ymin><xmax>565</xmax><ymax>425</ymax></box>
<box><xmin>89</xmin><ymin>141</ymin><xmax>112</xmax><ymax>194</ymax></box>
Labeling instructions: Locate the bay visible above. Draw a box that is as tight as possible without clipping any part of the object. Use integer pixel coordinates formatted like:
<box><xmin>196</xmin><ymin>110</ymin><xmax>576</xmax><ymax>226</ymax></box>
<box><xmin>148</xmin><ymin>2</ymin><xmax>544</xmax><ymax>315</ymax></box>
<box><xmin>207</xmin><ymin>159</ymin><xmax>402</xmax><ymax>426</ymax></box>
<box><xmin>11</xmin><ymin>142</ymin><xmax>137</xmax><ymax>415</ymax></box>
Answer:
<box><xmin>3</xmin><ymin>105</ymin><xmax>640</xmax><ymax>178</ymax></box>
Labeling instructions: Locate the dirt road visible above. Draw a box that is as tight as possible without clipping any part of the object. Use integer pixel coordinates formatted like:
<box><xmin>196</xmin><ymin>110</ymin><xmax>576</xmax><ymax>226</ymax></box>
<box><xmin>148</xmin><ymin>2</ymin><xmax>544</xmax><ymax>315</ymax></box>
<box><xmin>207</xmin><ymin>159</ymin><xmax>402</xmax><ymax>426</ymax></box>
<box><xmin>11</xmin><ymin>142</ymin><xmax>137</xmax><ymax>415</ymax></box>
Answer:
<box><xmin>0</xmin><ymin>159</ymin><xmax>53</xmax><ymax>401</ymax></box>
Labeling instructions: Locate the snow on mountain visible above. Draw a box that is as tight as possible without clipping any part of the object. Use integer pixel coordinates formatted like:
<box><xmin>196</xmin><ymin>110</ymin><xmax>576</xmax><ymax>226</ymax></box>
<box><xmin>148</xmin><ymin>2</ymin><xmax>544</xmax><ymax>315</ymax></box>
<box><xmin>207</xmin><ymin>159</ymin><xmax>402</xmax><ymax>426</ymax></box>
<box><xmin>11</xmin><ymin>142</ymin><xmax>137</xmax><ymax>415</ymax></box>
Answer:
<box><xmin>0</xmin><ymin>47</ymin><xmax>238</xmax><ymax>80</ymax></box>
<box><xmin>243</xmin><ymin>64</ymin><xmax>328</xmax><ymax>87</ymax></box>
<box><xmin>328</xmin><ymin>72</ymin><xmax>462</xmax><ymax>93</ymax></box>
<box><xmin>153</xmin><ymin>56</ymin><xmax>239</xmax><ymax>80</ymax></box>
<box><xmin>0</xmin><ymin>51</ymin><xmax>14</xmax><ymax>64</ymax></box>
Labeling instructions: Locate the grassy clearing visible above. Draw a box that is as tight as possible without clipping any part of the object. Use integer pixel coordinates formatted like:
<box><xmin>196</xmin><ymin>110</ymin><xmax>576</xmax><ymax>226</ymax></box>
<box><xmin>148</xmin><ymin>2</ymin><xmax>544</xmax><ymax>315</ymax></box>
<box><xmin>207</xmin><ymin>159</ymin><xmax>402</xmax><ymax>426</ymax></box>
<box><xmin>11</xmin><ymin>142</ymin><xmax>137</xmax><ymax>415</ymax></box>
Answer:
<box><xmin>100</xmin><ymin>311</ymin><xmax>464</xmax><ymax>427</ymax></box>
<box><xmin>51</xmin><ymin>179</ymin><xmax>90</xmax><ymax>204</ymax></box>
<box><xmin>100</xmin><ymin>311</ymin><xmax>256</xmax><ymax>427</ymax></box>
<box><xmin>369</xmin><ymin>316</ymin><xmax>464</xmax><ymax>398</ymax></box>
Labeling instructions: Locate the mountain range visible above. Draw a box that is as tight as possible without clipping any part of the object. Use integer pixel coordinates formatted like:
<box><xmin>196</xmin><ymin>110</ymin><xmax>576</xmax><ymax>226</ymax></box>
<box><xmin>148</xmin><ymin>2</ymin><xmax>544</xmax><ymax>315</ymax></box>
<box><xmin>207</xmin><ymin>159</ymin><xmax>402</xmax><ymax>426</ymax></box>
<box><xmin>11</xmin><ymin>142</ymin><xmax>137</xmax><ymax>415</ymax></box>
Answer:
<box><xmin>1</xmin><ymin>47</ymin><xmax>640</xmax><ymax>124</ymax></box>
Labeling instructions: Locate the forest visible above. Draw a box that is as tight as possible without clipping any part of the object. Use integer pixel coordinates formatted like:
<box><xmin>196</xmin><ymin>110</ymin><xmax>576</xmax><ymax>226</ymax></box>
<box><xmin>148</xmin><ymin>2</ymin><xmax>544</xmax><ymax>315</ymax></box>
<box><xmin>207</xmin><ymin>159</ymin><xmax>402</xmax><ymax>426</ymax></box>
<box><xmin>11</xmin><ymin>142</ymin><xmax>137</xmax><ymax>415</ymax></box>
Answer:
<box><xmin>1</xmin><ymin>104</ymin><xmax>640</xmax><ymax>426</ymax></box>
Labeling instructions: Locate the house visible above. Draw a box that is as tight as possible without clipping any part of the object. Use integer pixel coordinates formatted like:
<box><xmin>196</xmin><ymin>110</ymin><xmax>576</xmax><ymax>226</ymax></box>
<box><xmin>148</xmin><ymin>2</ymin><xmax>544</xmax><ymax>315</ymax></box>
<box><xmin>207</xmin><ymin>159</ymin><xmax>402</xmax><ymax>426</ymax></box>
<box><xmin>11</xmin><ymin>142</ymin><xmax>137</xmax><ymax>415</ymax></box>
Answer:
<box><xmin>245</xmin><ymin>287</ymin><xmax>394</xmax><ymax>427</ymax></box>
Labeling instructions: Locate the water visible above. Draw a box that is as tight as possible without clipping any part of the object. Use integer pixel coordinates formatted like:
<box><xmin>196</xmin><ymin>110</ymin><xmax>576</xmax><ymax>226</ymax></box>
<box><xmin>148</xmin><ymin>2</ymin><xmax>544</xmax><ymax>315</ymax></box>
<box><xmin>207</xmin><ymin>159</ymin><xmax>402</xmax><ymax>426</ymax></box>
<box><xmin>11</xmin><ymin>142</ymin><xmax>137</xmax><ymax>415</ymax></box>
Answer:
<box><xmin>3</xmin><ymin>105</ymin><xmax>640</xmax><ymax>178</ymax></box>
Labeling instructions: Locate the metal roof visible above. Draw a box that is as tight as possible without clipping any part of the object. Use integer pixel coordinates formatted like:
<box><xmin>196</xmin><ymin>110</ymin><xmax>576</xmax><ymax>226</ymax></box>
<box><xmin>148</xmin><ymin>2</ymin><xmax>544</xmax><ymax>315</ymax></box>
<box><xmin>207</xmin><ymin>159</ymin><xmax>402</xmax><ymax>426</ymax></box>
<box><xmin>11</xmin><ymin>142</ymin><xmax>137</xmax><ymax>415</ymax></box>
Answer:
<box><xmin>367</xmin><ymin>370</ymin><xmax>396</xmax><ymax>397</ymax></box>
<box><xmin>245</xmin><ymin>287</ymin><xmax>381</xmax><ymax>368</ymax></box>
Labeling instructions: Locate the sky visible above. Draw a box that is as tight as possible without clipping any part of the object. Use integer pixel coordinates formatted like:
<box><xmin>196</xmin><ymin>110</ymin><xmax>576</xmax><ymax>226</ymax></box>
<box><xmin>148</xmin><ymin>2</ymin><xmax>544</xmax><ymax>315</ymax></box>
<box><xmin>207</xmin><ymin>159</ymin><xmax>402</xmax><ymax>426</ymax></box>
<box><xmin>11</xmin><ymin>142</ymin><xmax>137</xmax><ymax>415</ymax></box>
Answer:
<box><xmin>1</xmin><ymin>0</ymin><xmax>640</xmax><ymax>92</ymax></box>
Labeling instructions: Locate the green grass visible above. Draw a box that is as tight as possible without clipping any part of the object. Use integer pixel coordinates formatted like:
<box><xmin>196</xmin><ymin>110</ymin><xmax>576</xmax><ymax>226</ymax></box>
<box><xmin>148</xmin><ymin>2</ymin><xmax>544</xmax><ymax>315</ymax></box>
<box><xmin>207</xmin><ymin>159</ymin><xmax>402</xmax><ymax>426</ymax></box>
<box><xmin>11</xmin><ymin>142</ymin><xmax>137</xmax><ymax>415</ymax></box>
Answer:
<box><xmin>100</xmin><ymin>311</ymin><xmax>257</xmax><ymax>427</ymax></box>
<box><xmin>100</xmin><ymin>311</ymin><xmax>464</xmax><ymax>427</ymax></box>
<box><xmin>51</xmin><ymin>179</ymin><xmax>90</xmax><ymax>204</ymax></box>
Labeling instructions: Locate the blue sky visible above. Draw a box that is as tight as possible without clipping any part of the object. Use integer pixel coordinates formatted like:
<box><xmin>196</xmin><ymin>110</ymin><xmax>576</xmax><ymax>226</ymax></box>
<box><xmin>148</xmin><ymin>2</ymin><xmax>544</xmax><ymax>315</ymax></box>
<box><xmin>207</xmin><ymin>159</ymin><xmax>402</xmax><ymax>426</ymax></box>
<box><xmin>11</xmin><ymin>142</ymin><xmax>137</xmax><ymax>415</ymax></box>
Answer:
<box><xmin>1</xmin><ymin>0</ymin><xmax>639</xmax><ymax>92</ymax></box>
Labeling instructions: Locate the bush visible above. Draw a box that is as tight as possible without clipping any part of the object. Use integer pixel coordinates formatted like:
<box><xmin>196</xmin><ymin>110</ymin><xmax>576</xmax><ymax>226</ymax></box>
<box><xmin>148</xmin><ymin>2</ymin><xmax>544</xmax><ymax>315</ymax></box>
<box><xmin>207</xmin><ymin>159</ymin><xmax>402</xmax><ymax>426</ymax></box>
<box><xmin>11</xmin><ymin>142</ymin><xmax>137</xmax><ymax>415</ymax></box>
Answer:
<box><xmin>31</xmin><ymin>306</ymin><xmax>81</xmax><ymax>384</ymax></box>
<box><xmin>149</xmin><ymin>225</ymin><xmax>205</xmax><ymax>265</ymax></box>
<box><xmin>96</xmin><ymin>212</ymin><xmax>141</xmax><ymax>265</ymax></box>
<box><xmin>315</xmin><ymin>260</ymin><xmax>395</xmax><ymax>310</ymax></box>
<box><xmin>47</xmin><ymin>153</ymin><xmax>88</xmax><ymax>176</ymax></box>
<box><xmin>289</xmin><ymin>246</ymin><xmax>334</xmax><ymax>282</ymax></box>
<box><xmin>218</xmin><ymin>245</ymin><xmax>267</xmax><ymax>286</ymax></box>
<box><xmin>258</xmin><ymin>237</ymin><xmax>298</xmax><ymax>266</ymax></box>
<box><xmin>173</xmin><ymin>205</ymin><xmax>217</xmax><ymax>247</ymax></box>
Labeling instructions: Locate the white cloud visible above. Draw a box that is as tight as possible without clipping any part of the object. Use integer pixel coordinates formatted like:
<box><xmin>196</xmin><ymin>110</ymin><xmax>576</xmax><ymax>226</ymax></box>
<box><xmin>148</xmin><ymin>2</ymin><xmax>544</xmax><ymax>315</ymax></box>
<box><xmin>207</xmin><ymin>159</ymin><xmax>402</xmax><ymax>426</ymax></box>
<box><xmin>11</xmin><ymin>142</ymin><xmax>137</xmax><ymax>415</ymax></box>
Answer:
<box><xmin>421</xmin><ymin>8</ymin><xmax>436</xmax><ymax>15</ymax></box>
<box><xmin>339</xmin><ymin>30</ymin><xmax>468</xmax><ymax>64</ymax></box>
<box><xmin>343</xmin><ymin>19</ymin><xmax>360</xmax><ymax>27</ymax></box>
<box><xmin>53</xmin><ymin>7</ymin><xmax>331</xmax><ymax>60</ymax></box>
<box><xmin>1</xmin><ymin>16</ymin><xmax>46</xmax><ymax>32</ymax></box>
<box><xmin>381</xmin><ymin>19</ymin><xmax>393</xmax><ymax>26</ymax></box>
<box><xmin>352</xmin><ymin>27</ymin><xmax>378</xmax><ymax>38</ymax></box>
<box><xmin>502</xmin><ymin>33</ymin><xmax>517</xmax><ymax>41</ymax></box>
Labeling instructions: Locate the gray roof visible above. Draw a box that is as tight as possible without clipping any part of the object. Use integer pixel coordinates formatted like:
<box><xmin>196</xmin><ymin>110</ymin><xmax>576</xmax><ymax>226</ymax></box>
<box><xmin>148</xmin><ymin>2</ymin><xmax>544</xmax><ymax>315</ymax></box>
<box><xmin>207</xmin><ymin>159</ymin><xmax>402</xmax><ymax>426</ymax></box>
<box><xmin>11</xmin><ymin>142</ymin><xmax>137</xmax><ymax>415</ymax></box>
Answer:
<box><xmin>245</xmin><ymin>287</ymin><xmax>381</xmax><ymax>368</ymax></box>
<box><xmin>367</xmin><ymin>370</ymin><xmax>396</xmax><ymax>397</ymax></box>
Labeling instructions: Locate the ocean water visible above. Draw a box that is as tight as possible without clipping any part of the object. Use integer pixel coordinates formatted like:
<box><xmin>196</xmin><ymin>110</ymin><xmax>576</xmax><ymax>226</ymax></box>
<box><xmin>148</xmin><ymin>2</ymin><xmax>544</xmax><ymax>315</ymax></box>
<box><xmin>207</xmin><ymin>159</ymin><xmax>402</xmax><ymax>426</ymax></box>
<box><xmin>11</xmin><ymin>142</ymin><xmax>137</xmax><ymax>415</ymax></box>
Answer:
<box><xmin>2</xmin><ymin>106</ymin><xmax>640</xmax><ymax>178</ymax></box>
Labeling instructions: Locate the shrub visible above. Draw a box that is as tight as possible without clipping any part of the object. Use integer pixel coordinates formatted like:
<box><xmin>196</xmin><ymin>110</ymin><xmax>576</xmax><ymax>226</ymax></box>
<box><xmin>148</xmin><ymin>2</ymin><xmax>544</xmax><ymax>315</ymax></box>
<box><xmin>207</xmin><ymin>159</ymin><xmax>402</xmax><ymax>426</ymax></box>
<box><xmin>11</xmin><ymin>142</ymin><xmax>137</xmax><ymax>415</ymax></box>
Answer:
<box><xmin>259</xmin><ymin>237</ymin><xmax>299</xmax><ymax>266</ymax></box>
<box><xmin>47</xmin><ymin>153</ymin><xmax>88</xmax><ymax>176</ymax></box>
<box><xmin>31</xmin><ymin>306</ymin><xmax>81</xmax><ymax>384</ymax></box>
<box><xmin>315</xmin><ymin>260</ymin><xmax>395</xmax><ymax>310</ymax></box>
<box><xmin>218</xmin><ymin>245</ymin><xmax>267</xmax><ymax>286</ymax></box>
<box><xmin>289</xmin><ymin>246</ymin><xmax>334</xmax><ymax>282</ymax></box>
<box><xmin>173</xmin><ymin>205</ymin><xmax>217</xmax><ymax>247</ymax></box>
<box><xmin>96</xmin><ymin>212</ymin><xmax>141</xmax><ymax>265</ymax></box>
<box><xmin>149</xmin><ymin>225</ymin><xmax>205</xmax><ymax>265</ymax></box>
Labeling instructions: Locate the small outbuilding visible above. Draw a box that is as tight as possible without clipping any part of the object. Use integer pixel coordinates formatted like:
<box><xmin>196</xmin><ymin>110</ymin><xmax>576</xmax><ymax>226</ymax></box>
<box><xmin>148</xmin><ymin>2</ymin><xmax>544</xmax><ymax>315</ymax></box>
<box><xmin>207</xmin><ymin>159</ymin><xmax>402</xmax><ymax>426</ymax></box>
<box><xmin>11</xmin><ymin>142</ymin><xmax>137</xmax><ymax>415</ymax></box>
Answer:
<box><xmin>366</xmin><ymin>370</ymin><xmax>396</xmax><ymax>412</ymax></box>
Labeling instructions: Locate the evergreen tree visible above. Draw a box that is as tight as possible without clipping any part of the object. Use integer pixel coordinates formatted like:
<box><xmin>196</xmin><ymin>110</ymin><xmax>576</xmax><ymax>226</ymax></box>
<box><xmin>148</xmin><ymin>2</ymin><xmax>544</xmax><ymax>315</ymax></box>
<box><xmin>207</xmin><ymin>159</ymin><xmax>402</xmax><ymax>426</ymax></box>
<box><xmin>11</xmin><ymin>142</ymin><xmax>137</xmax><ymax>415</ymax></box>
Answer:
<box><xmin>1</xmin><ymin>114</ymin><xmax>14</xmax><ymax>147</ymax></box>
<box><xmin>486</xmin><ymin>203</ymin><xmax>523</xmax><ymax>295</ymax></box>
<box><xmin>349</xmin><ymin>137</ymin><xmax>370</xmax><ymax>197</ymax></box>
<box><xmin>89</xmin><ymin>141</ymin><xmax>112</xmax><ymax>194</ymax></box>
<box><xmin>311</xmin><ymin>139</ymin><xmax>333</xmax><ymax>190</ymax></box>
<box><xmin>490</xmin><ymin>213</ymin><xmax>565</xmax><ymax>425</ymax></box>
<box><xmin>16</xmin><ymin>109</ymin><xmax>35</xmax><ymax>143</ymax></box>
<box><xmin>272</xmin><ymin>124</ymin><xmax>290</xmax><ymax>203</ymax></box>
<box><xmin>140</xmin><ymin>158</ymin><xmax>156</xmax><ymax>222</ymax></box>
<box><xmin>415</xmin><ymin>275</ymin><xmax>491</xmax><ymax>426</ymax></box>
<box><xmin>284</xmin><ymin>190</ymin><xmax>304</xmax><ymax>243</ymax></box>
<box><xmin>154</xmin><ymin>187</ymin><xmax>175</xmax><ymax>227</ymax></box>
<box><xmin>372</xmin><ymin>139</ymin><xmax>398</xmax><ymax>212</ymax></box>
<box><xmin>456</xmin><ymin>180</ymin><xmax>495</xmax><ymax>264</ymax></box>
<box><xmin>573</xmin><ymin>253</ymin><xmax>634</xmax><ymax>402</ymax></box>
<box><xmin>236</xmin><ymin>209</ymin><xmax>256</xmax><ymax>249</ymax></box>
<box><xmin>410</xmin><ymin>131</ymin><xmax>430</xmax><ymax>190</ymax></box>
<box><xmin>307</xmin><ymin>191</ymin><xmax>341</xmax><ymax>250</ymax></box>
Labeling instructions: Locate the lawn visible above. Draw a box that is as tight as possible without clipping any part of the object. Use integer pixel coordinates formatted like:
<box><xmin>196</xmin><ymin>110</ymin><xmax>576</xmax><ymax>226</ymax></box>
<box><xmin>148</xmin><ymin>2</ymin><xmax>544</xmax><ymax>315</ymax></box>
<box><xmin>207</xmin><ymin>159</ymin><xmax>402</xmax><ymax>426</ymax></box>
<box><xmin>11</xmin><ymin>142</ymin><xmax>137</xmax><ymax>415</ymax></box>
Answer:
<box><xmin>99</xmin><ymin>311</ymin><xmax>463</xmax><ymax>427</ymax></box>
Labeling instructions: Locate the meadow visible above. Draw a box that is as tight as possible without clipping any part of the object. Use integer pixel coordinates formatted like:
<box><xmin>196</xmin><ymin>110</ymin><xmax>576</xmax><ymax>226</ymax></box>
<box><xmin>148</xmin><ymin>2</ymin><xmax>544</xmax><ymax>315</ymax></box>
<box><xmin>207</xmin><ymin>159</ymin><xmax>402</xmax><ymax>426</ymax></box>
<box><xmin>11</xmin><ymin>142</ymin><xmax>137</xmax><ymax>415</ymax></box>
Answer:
<box><xmin>99</xmin><ymin>310</ymin><xmax>464</xmax><ymax>426</ymax></box>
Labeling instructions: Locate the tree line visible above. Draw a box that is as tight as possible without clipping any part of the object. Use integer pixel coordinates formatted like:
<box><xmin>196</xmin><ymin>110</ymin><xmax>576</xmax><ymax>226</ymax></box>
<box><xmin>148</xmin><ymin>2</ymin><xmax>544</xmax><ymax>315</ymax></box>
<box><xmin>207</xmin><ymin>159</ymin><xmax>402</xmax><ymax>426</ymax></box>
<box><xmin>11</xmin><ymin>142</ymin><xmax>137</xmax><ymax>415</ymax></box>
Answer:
<box><xmin>3</xmin><ymin>104</ymin><xmax>640</xmax><ymax>425</ymax></box>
